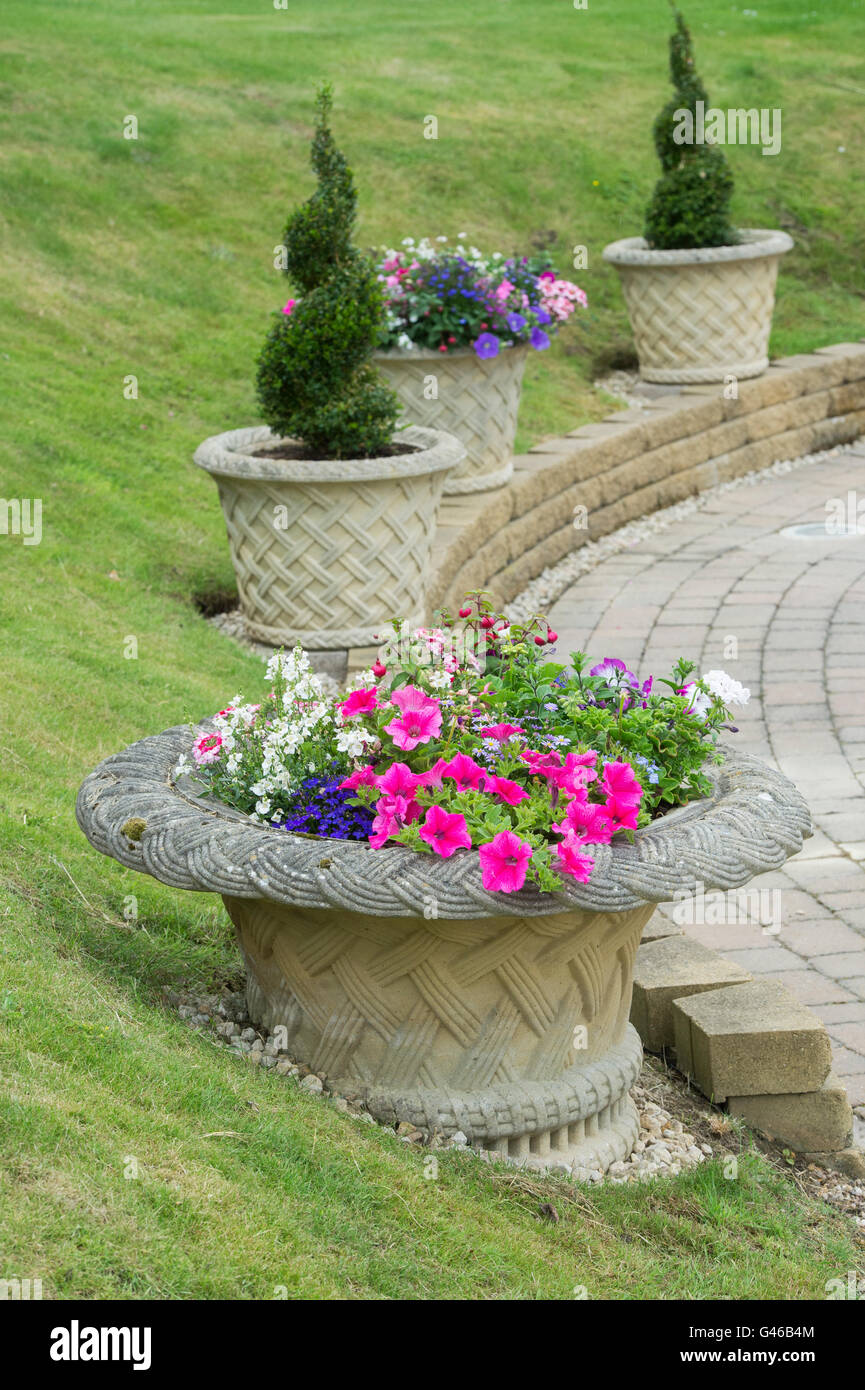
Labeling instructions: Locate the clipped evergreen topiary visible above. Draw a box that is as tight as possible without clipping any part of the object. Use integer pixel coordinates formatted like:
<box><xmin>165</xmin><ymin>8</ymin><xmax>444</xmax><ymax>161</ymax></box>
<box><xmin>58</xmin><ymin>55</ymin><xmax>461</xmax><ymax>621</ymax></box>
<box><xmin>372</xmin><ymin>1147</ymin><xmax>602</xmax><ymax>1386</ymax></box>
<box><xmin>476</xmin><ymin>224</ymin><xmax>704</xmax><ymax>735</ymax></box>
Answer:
<box><xmin>644</xmin><ymin>6</ymin><xmax>738</xmax><ymax>251</ymax></box>
<box><xmin>256</xmin><ymin>85</ymin><xmax>399</xmax><ymax>458</ymax></box>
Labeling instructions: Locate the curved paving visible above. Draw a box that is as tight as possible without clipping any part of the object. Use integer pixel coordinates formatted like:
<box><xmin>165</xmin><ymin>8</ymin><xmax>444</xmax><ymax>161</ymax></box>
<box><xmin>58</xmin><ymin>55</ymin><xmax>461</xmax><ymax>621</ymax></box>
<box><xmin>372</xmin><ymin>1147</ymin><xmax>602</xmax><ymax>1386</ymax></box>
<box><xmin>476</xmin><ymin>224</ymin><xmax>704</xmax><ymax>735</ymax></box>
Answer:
<box><xmin>548</xmin><ymin>441</ymin><xmax>865</xmax><ymax>1118</ymax></box>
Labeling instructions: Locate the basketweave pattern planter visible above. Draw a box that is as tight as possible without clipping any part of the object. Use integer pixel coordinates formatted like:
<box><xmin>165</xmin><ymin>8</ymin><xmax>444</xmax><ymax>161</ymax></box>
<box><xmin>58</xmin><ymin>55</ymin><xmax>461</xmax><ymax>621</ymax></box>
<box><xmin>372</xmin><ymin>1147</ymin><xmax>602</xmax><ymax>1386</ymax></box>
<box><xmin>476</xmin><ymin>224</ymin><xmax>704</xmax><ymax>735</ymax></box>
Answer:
<box><xmin>603</xmin><ymin>230</ymin><xmax>794</xmax><ymax>385</ymax></box>
<box><xmin>374</xmin><ymin>344</ymin><xmax>528</xmax><ymax>495</ymax></box>
<box><xmin>76</xmin><ymin>724</ymin><xmax>811</xmax><ymax>1177</ymax></box>
<box><xmin>194</xmin><ymin>425</ymin><xmax>464</xmax><ymax>650</ymax></box>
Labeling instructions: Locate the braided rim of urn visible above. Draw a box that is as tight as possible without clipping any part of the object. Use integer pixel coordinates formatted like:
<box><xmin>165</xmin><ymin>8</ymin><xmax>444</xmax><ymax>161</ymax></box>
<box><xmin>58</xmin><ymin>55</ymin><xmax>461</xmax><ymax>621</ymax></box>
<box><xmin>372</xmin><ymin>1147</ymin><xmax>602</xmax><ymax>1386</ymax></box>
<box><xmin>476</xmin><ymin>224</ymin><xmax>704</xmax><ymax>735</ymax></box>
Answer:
<box><xmin>193</xmin><ymin>423</ymin><xmax>463</xmax><ymax>484</ymax></box>
<box><xmin>76</xmin><ymin>723</ymin><xmax>811</xmax><ymax>920</ymax></box>
<box><xmin>602</xmin><ymin>228</ymin><xmax>794</xmax><ymax>268</ymax></box>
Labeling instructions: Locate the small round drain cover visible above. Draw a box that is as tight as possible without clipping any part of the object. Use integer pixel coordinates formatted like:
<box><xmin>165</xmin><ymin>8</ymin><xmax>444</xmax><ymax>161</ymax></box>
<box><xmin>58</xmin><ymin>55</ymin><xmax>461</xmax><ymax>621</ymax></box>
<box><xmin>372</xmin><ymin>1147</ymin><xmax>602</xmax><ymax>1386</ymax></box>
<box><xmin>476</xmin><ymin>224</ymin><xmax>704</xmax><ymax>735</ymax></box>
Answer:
<box><xmin>779</xmin><ymin>521</ymin><xmax>863</xmax><ymax>539</ymax></box>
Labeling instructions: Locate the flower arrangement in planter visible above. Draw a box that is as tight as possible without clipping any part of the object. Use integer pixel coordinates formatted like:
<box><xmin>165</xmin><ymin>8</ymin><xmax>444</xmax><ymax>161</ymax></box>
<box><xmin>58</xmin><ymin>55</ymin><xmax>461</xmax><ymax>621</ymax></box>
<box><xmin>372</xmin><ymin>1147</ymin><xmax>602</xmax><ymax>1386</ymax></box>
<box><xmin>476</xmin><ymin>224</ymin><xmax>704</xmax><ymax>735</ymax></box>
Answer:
<box><xmin>373</xmin><ymin>238</ymin><xmax>587</xmax><ymax>494</ymax></box>
<box><xmin>178</xmin><ymin>596</ymin><xmax>751</xmax><ymax>897</ymax></box>
<box><xmin>194</xmin><ymin>86</ymin><xmax>464</xmax><ymax>651</ymax></box>
<box><xmin>602</xmin><ymin>7</ymin><xmax>792</xmax><ymax>383</ymax></box>
<box><xmin>78</xmin><ymin>594</ymin><xmax>807</xmax><ymax>1179</ymax></box>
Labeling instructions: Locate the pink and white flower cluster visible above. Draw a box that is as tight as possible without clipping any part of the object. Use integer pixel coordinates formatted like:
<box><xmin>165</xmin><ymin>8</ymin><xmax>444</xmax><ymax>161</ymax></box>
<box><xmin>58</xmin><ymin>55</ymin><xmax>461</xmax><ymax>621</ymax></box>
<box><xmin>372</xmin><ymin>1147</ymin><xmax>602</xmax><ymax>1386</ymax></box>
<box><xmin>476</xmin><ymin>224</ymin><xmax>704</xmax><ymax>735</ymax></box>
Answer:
<box><xmin>176</xmin><ymin>605</ymin><xmax>742</xmax><ymax>900</ymax></box>
<box><xmin>537</xmin><ymin>271</ymin><xmax>588</xmax><ymax>322</ymax></box>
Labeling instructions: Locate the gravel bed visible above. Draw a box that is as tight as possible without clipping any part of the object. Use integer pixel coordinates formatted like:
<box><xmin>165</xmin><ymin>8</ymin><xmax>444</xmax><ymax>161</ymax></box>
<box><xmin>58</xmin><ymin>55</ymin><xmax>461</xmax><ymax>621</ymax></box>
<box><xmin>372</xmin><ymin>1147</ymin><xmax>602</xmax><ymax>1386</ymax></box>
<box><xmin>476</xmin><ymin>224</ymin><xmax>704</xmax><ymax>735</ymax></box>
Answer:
<box><xmin>163</xmin><ymin>983</ymin><xmax>864</xmax><ymax>1220</ymax></box>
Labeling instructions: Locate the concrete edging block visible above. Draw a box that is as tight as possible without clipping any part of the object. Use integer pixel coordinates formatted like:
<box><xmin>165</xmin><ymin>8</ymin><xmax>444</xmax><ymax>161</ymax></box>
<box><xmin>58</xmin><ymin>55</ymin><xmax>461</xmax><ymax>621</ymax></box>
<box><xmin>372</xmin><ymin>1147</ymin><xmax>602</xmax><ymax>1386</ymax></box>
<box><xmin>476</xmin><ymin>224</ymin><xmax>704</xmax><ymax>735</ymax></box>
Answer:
<box><xmin>631</xmin><ymin>935</ymin><xmax>752</xmax><ymax>1052</ymax></box>
<box><xmin>672</xmin><ymin>979</ymin><xmax>833</xmax><ymax>1103</ymax></box>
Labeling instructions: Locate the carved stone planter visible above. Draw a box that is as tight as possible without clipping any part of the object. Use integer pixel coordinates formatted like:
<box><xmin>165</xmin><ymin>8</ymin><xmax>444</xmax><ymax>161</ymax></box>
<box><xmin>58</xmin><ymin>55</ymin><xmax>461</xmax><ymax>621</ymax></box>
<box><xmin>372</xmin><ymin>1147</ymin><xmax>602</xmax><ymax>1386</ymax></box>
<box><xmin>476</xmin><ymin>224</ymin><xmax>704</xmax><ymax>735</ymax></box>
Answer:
<box><xmin>76</xmin><ymin>729</ymin><xmax>810</xmax><ymax>1177</ymax></box>
<box><xmin>194</xmin><ymin>424</ymin><xmax>464</xmax><ymax>650</ymax></box>
<box><xmin>603</xmin><ymin>230</ymin><xmax>793</xmax><ymax>384</ymax></box>
<box><xmin>374</xmin><ymin>344</ymin><xmax>528</xmax><ymax>494</ymax></box>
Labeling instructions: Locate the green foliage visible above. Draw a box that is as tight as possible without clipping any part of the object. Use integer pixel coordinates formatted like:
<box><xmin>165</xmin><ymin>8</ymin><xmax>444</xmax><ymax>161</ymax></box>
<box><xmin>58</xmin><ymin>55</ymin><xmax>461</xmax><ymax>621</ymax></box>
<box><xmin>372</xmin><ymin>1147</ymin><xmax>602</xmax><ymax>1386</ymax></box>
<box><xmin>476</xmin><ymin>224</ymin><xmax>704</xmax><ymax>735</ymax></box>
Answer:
<box><xmin>556</xmin><ymin>692</ymin><xmax>721</xmax><ymax>815</ymax></box>
<box><xmin>644</xmin><ymin>7</ymin><xmax>738</xmax><ymax>250</ymax></box>
<box><xmin>255</xmin><ymin>85</ymin><xmax>399</xmax><ymax>457</ymax></box>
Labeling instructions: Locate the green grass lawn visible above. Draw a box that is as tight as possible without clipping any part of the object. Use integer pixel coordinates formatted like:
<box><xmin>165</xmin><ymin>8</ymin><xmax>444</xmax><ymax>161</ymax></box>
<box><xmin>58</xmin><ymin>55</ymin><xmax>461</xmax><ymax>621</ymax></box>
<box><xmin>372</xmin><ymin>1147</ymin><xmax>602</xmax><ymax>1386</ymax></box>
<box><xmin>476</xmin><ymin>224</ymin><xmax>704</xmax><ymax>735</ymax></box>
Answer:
<box><xmin>2</xmin><ymin>0</ymin><xmax>864</xmax><ymax>1299</ymax></box>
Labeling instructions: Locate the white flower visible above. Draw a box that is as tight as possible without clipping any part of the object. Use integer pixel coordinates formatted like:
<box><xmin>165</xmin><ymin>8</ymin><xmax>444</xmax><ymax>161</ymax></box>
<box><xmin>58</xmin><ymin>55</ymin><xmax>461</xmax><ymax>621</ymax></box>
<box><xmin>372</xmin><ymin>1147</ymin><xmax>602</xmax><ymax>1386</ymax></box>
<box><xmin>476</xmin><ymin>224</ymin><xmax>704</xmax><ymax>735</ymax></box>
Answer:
<box><xmin>174</xmin><ymin>754</ymin><xmax>192</xmax><ymax>777</ymax></box>
<box><xmin>350</xmin><ymin>668</ymin><xmax>377</xmax><ymax>690</ymax></box>
<box><xmin>336</xmin><ymin>725</ymin><xmax>376</xmax><ymax>758</ymax></box>
<box><xmin>682</xmin><ymin>684</ymin><xmax>713</xmax><ymax>720</ymax></box>
<box><xmin>702</xmin><ymin>670</ymin><xmax>751</xmax><ymax>708</ymax></box>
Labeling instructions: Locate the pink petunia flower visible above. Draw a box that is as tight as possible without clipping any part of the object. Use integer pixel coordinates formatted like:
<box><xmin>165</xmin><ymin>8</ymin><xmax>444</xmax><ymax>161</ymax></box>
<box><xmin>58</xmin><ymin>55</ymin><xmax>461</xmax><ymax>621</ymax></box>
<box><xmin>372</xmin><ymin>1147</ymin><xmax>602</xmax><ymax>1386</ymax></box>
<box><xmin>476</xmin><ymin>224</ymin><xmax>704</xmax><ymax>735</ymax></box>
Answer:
<box><xmin>521</xmin><ymin>748</ymin><xmax>562</xmax><ymax>778</ymax></box>
<box><xmin>390</xmin><ymin>685</ymin><xmax>439</xmax><ymax>717</ymax></box>
<box><xmin>385</xmin><ymin>685</ymin><xmax>442</xmax><ymax>750</ymax></box>
<box><xmin>418</xmin><ymin>804</ymin><xmax>472</xmax><ymax>858</ymax></box>
<box><xmin>479</xmin><ymin>830</ymin><xmax>533</xmax><ymax>894</ymax></box>
<box><xmin>603</xmin><ymin>794</ymin><xmax>640</xmax><ymax>834</ymax></box>
<box><xmin>369</xmin><ymin>793</ymin><xmax>421</xmax><ymax>849</ymax></box>
<box><xmin>556</xmin><ymin>797</ymin><xmax>613</xmax><ymax>844</ymax></box>
<box><xmin>482</xmin><ymin>773</ymin><xmax>529</xmax><ymax>807</ymax></box>
<box><xmin>376</xmin><ymin>793</ymin><xmax>421</xmax><ymax>824</ymax></box>
<box><xmin>339</xmin><ymin>765</ymin><xmax>377</xmax><ymax>791</ymax></box>
<box><xmin>375</xmin><ymin>762</ymin><xmax>423</xmax><ymax>798</ymax></box>
<box><xmin>340</xmin><ymin>688</ymin><xmax>380</xmax><ymax>720</ymax></box>
<box><xmin>601</xmin><ymin>760</ymin><xmax>643</xmax><ymax>807</ymax></box>
<box><xmin>282</xmin><ymin>299</ymin><xmax>296</xmax><ymax>315</ymax></box>
<box><xmin>479</xmin><ymin>723</ymin><xmax>525</xmax><ymax>742</ymax></box>
<box><xmin>439</xmin><ymin>752</ymin><xmax>485</xmax><ymax>791</ymax></box>
<box><xmin>193</xmin><ymin>732</ymin><xmax>223</xmax><ymax>765</ymax></box>
<box><xmin>552</xmin><ymin>751</ymin><xmax>598</xmax><ymax>795</ymax></box>
<box><xmin>416</xmin><ymin>758</ymin><xmax>449</xmax><ymax>789</ymax></box>
<box><xmin>555</xmin><ymin>834</ymin><xmax>595</xmax><ymax>883</ymax></box>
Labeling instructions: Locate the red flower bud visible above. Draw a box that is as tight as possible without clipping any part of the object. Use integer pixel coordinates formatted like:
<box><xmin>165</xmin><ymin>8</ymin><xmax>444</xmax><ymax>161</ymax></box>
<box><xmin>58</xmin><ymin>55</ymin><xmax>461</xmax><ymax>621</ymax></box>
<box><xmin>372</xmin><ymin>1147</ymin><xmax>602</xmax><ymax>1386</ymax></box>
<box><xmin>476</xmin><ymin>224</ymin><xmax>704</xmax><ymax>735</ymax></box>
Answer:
<box><xmin>534</xmin><ymin>635</ymin><xmax>545</xmax><ymax>646</ymax></box>
<box><xmin>480</xmin><ymin>615</ymin><xmax>495</xmax><ymax>629</ymax></box>
<box><xmin>547</xmin><ymin>630</ymin><xmax>558</xmax><ymax>643</ymax></box>
<box><xmin>459</xmin><ymin>606</ymin><xmax>472</xmax><ymax>618</ymax></box>
<box><xmin>372</xmin><ymin>659</ymin><xmax>387</xmax><ymax>678</ymax></box>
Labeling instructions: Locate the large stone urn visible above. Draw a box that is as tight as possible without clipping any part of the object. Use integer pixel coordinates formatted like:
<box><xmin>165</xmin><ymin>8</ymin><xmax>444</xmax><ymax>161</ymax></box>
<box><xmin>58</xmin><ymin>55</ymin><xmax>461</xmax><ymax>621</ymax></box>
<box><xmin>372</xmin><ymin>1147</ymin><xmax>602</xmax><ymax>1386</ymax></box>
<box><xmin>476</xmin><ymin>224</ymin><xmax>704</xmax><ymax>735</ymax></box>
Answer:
<box><xmin>374</xmin><ymin>344</ymin><xmax>528</xmax><ymax>495</ymax></box>
<box><xmin>76</xmin><ymin>726</ymin><xmax>810</xmax><ymax>1178</ymax></box>
<box><xmin>194</xmin><ymin>424</ymin><xmax>464</xmax><ymax>650</ymax></box>
<box><xmin>603</xmin><ymin>230</ymin><xmax>793</xmax><ymax>384</ymax></box>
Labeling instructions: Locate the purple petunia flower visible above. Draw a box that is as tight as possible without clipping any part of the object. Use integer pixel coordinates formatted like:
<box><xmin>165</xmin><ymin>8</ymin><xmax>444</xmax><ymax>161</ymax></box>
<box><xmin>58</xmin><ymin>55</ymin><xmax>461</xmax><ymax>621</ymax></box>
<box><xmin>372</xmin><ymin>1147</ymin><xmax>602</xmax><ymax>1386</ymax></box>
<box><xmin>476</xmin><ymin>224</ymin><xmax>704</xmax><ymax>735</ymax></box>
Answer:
<box><xmin>535</xmin><ymin>308</ymin><xmax>551</xmax><ymax>326</ymax></box>
<box><xmin>506</xmin><ymin>312</ymin><xmax>526</xmax><ymax>333</ymax></box>
<box><xmin>474</xmin><ymin>332</ymin><xmax>500</xmax><ymax>360</ymax></box>
<box><xmin>590</xmin><ymin>657</ymin><xmax>637</xmax><ymax>684</ymax></box>
<box><xmin>530</xmin><ymin>326</ymin><xmax>550</xmax><ymax>351</ymax></box>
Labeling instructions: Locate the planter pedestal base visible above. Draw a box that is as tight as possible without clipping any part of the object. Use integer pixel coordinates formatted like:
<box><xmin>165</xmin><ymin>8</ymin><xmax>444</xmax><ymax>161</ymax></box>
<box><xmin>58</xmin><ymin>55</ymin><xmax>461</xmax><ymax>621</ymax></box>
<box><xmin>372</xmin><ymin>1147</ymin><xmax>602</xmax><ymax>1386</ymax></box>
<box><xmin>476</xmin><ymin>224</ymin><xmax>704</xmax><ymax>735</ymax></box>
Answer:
<box><xmin>228</xmin><ymin>894</ymin><xmax>652</xmax><ymax>1176</ymax></box>
<box><xmin>484</xmin><ymin>1091</ymin><xmax>640</xmax><ymax>1178</ymax></box>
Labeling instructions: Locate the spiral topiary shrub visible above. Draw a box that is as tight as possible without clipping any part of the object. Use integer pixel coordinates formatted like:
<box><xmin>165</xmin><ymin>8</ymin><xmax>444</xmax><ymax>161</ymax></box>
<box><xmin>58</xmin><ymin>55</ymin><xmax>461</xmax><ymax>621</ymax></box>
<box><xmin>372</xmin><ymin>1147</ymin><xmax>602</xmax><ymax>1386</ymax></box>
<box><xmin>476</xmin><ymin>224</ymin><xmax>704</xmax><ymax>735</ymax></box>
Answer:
<box><xmin>644</xmin><ymin>7</ymin><xmax>738</xmax><ymax>250</ymax></box>
<box><xmin>255</xmin><ymin>85</ymin><xmax>400</xmax><ymax>459</ymax></box>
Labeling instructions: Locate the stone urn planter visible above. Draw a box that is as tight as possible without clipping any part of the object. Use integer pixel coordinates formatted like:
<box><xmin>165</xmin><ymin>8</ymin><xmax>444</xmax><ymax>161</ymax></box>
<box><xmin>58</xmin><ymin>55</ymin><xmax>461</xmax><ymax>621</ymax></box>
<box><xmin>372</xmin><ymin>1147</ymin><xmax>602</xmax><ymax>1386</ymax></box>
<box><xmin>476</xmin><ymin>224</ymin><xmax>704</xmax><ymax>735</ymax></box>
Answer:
<box><xmin>602</xmin><ymin>230</ymin><xmax>794</xmax><ymax>384</ymax></box>
<box><xmin>76</xmin><ymin>730</ymin><xmax>810</xmax><ymax>1178</ymax></box>
<box><xmin>374</xmin><ymin>344</ymin><xmax>528</xmax><ymax>495</ymax></box>
<box><xmin>194</xmin><ymin>424</ymin><xmax>464</xmax><ymax>650</ymax></box>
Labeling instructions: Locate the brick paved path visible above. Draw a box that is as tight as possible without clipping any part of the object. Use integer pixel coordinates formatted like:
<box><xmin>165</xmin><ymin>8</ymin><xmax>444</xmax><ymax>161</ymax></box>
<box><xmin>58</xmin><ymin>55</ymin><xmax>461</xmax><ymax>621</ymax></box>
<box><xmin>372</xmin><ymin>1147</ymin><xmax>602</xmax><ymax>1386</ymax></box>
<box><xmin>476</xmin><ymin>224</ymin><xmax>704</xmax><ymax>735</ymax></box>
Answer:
<box><xmin>548</xmin><ymin>443</ymin><xmax>865</xmax><ymax>1118</ymax></box>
